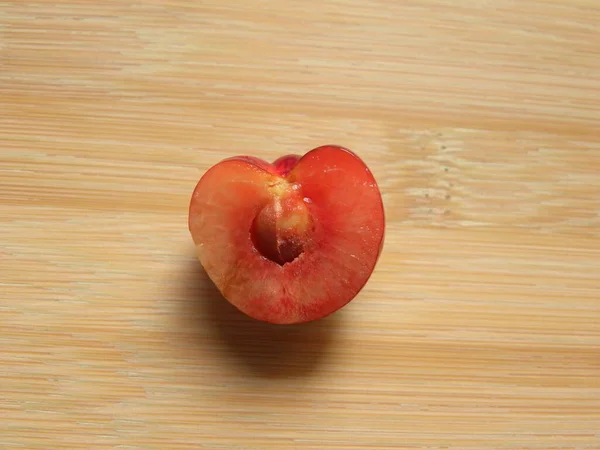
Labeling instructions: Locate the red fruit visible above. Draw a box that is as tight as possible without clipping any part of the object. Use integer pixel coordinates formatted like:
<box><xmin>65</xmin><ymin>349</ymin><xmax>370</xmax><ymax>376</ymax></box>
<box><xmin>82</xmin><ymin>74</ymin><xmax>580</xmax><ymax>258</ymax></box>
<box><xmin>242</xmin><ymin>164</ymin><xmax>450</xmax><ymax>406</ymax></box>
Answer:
<box><xmin>188</xmin><ymin>145</ymin><xmax>385</xmax><ymax>324</ymax></box>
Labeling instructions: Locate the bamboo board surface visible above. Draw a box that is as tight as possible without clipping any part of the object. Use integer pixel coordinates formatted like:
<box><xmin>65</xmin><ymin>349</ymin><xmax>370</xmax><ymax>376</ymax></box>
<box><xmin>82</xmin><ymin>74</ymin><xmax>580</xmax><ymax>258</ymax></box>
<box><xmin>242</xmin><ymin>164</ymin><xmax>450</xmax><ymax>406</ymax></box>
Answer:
<box><xmin>1</xmin><ymin>1</ymin><xmax>600</xmax><ymax>449</ymax></box>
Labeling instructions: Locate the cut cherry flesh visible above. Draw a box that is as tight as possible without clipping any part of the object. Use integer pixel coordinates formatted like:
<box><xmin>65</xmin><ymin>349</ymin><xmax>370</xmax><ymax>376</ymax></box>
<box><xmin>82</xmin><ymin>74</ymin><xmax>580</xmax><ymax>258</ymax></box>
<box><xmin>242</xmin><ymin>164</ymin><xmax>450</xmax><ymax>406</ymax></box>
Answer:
<box><xmin>188</xmin><ymin>145</ymin><xmax>385</xmax><ymax>324</ymax></box>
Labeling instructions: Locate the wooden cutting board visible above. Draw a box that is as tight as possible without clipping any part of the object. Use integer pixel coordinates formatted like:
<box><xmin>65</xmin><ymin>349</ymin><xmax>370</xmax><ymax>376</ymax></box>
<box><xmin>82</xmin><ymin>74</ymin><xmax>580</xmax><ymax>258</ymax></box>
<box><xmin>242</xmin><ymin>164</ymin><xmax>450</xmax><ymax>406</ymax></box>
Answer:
<box><xmin>2</xmin><ymin>1</ymin><xmax>599</xmax><ymax>449</ymax></box>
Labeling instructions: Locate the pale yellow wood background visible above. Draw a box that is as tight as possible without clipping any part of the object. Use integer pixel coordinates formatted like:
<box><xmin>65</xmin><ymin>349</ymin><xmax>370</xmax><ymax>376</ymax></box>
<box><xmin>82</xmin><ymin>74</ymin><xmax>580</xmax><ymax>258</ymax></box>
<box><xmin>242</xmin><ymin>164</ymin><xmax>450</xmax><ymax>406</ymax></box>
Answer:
<box><xmin>1</xmin><ymin>1</ymin><xmax>599</xmax><ymax>449</ymax></box>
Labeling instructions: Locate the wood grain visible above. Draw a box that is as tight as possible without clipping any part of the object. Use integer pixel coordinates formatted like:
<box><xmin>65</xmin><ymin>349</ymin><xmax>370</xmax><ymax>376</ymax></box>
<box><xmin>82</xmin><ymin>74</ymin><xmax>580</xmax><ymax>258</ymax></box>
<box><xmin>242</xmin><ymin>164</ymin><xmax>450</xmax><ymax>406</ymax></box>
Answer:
<box><xmin>1</xmin><ymin>1</ymin><xmax>599</xmax><ymax>449</ymax></box>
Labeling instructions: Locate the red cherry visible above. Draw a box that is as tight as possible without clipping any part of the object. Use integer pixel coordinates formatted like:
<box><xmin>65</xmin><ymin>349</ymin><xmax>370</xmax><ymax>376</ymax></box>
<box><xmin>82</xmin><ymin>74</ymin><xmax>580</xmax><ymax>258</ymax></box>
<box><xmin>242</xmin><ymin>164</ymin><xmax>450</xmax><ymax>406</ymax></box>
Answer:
<box><xmin>189</xmin><ymin>145</ymin><xmax>385</xmax><ymax>324</ymax></box>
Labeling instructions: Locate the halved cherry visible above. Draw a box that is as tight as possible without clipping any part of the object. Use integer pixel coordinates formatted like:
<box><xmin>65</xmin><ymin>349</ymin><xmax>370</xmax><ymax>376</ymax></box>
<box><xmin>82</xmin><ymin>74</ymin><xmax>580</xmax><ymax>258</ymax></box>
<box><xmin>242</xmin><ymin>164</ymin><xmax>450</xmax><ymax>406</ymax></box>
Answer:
<box><xmin>188</xmin><ymin>145</ymin><xmax>385</xmax><ymax>324</ymax></box>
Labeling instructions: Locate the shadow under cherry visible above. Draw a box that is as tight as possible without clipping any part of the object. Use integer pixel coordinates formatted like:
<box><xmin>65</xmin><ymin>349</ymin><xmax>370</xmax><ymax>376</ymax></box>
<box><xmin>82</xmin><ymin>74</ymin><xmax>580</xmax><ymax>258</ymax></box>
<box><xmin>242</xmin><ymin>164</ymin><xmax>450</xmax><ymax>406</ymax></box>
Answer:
<box><xmin>178</xmin><ymin>257</ymin><xmax>342</xmax><ymax>380</ymax></box>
